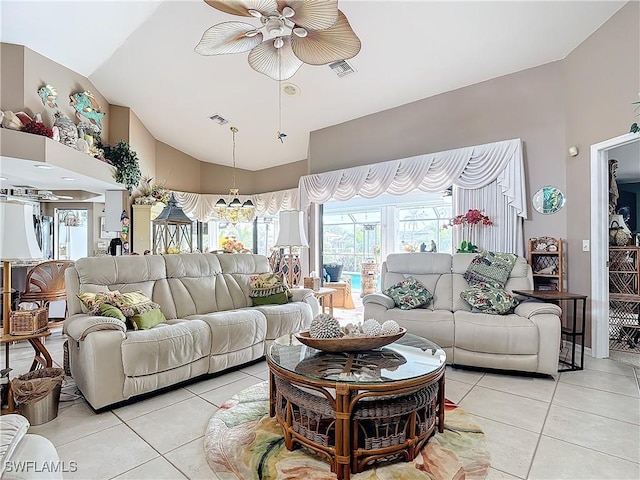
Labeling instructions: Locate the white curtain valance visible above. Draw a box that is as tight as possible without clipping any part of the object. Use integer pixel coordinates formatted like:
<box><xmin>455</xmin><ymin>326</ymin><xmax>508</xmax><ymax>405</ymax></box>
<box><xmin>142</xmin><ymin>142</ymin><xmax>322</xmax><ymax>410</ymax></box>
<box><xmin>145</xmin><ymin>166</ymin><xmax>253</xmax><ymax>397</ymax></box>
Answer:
<box><xmin>298</xmin><ymin>139</ymin><xmax>527</xmax><ymax>219</ymax></box>
<box><xmin>173</xmin><ymin>188</ymin><xmax>299</xmax><ymax>222</ymax></box>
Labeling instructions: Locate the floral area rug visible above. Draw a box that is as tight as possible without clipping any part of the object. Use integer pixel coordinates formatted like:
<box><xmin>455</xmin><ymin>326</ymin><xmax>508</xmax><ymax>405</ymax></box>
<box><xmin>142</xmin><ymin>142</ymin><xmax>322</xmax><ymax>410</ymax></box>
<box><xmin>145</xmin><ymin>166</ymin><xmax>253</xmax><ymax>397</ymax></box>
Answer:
<box><xmin>204</xmin><ymin>381</ymin><xmax>490</xmax><ymax>480</ymax></box>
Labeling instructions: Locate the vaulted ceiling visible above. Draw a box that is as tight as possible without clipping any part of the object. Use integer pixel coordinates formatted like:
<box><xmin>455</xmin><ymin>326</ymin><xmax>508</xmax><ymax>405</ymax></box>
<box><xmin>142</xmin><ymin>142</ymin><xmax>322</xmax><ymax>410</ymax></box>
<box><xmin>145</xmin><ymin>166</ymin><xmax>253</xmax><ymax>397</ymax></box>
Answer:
<box><xmin>1</xmin><ymin>1</ymin><xmax>626</xmax><ymax>171</ymax></box>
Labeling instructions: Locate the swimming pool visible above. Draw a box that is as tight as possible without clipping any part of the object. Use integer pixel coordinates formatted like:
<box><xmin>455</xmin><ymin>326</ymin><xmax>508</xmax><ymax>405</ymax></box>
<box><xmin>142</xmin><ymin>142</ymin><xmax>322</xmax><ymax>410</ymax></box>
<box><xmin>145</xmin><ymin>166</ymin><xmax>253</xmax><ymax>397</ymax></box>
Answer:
<box><xmin>342</xmin><ymin>272</ymin><xmax>381</xmax><ymax>291</ymax></box>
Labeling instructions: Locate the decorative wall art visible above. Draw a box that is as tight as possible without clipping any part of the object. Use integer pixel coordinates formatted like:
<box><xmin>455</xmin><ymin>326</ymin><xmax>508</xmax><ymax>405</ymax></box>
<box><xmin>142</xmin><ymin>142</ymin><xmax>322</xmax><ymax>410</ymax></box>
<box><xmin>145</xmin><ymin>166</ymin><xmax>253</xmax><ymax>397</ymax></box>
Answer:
<box><xmin>69</xmin><ymin>91</ymin><xmax>106</xmax><ymax>131</ymax></box>
<box><xmin>38</xmin><ymin>84</ymin><xmax>58</xmax><ymax>109</ymax></box>
<box><xmin>532</xmin><ymin>186</ymin><xmax>565</xmax><ymax>214</ymax></box>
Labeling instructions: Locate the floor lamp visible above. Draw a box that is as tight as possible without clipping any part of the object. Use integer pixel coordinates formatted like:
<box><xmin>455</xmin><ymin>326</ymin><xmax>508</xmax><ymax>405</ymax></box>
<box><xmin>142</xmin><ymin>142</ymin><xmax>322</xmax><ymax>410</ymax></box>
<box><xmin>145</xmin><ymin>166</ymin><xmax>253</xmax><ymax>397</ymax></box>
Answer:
<box><xmin>274</xmin><ymin>210</ymin><xmax>308</xmax><ymax>287</ymax></box>
<box><xmin>1</xmin><ymin>201</ymin><xmax>43</xmax><ymax>336</ymax></box>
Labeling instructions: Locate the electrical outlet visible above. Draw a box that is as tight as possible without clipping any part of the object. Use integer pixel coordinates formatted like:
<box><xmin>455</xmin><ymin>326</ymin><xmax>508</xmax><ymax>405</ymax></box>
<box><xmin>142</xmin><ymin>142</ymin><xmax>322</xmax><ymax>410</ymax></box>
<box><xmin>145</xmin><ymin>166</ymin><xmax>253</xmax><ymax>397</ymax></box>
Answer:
<box><xmin>582</xmin><ymin>240</ymin><xmax>590</xmax><ymax>251</ymax></box>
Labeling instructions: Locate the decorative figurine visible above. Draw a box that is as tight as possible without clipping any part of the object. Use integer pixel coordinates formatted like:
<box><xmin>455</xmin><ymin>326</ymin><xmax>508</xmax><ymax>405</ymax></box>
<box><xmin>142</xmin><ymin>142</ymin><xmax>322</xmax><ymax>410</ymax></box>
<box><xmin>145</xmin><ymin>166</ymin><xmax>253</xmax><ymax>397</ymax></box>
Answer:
<box><xmin>69</xmin><ymin>91</ymin><xmax>106</xmax><ymax>131</ymax></box>
<box><xmin>38</xmin><ymin>84</ymin><xmax>58</xmax><ymax>109</ymax></box>
<box><xmin>53</xmin><ymin>111</ymin><xmax>79</xmax><ymax>148</ymax></box>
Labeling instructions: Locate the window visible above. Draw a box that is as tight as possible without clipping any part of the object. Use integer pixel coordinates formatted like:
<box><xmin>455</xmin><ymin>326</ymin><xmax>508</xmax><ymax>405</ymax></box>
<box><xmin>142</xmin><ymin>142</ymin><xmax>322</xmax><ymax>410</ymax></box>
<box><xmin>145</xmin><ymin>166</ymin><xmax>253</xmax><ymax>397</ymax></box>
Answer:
<box><xmin>398</xmin><ymin>205</ymin><xmax>452</xmax><ymax>253</ymax></box>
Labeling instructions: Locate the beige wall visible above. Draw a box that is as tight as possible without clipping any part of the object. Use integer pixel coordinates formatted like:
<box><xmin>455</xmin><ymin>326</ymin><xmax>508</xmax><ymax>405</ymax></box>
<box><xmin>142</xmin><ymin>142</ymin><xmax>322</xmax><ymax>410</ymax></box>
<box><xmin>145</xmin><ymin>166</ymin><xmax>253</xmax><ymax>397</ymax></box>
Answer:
<box><xmin>129</xmin><ymin>110</ymin><xmax>156</xmax><ymax>181</ymax></box>
<box><xmin>563</xmin><ymin>0</ymin><xmax>639</xmax><ymax>345</ymax></box>
<box><xmin>108</xmin><ymin>105</ymin><xmax>130</xmax><ymax>145</ymax></box>
<box><xmin>155</xmin><ymin>141</ymin><xmax>202</xmax><ymax>193</ymax></box>
<box><xmin>1</xmin><ymin>43</ymin><xmax>25</xmax><ymax>112</ymax></box>
<box><xmin>253</xmin><ymin>160</ymin><xmax>308</xmax><ymax>193</ymax></box>
<box><xmin>309</xmin><ymin>61</ymin><xmax>569</xmax><ymax>244</ymax></box>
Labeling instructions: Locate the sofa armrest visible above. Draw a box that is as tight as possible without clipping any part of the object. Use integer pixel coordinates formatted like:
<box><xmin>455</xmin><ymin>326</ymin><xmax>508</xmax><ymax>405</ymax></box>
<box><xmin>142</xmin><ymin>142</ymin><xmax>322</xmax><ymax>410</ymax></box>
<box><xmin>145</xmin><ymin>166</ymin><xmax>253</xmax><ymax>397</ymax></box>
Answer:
<box><xmin>291</xmin><ymin>288</ymin><xmax>320</xmax><ymax>317</ymax></box>
<box><xmin>514</xmin><ymin>300</ymin><xmax>562</xmax><ymax>319</ymax></box>
<box><xmin>362</xmin><ymin>293</ymin><xmax>395</xmax><ymax>310</ymax></box>
<box><xmin>0</xmin><ymin>414</ymin><xmax>30</xmax><ymax>477</ymax></box>
<box><xmin>64</xmin><ymin>314</ymin><xmax>127</xmax><ymax>341</ymax></box>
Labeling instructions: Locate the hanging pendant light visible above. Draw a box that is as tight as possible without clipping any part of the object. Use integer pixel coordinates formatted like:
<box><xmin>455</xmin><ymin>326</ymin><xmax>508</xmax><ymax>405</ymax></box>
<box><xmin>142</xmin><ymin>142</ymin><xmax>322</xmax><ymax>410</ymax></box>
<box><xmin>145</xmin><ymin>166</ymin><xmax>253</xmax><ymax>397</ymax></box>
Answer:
<box><xmin>214</xmin><ymin>126</ymin><xmax>256</xmax><ymax>225</ymax></box>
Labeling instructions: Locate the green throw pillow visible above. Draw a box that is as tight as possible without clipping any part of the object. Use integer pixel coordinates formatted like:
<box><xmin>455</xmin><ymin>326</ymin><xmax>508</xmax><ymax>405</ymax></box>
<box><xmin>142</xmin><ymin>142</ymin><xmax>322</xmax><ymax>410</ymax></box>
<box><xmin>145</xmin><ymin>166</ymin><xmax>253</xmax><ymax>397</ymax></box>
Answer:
<box><xmin>251</xmin><ymin>292</ymin><xmax>290</xmax><ymax>306</ymax></box>
<box><xmin>383</xmin><ymin>276</ymin><xmax>433</xmax><ymax>310</ymax></box>
<box><xmin>463</xmin><ymin>251</ymin><xmax>518</xmax><ymax>288</ymax></box>
<box><xmin>460</xmin><ymin>283</ymin><xmax>519</xmax><ymax>315</ymax></box>
<box><xmin>130</xmin><ymin>308</ymin><xmax>166</xmax><ymax>330</ymax></box>
<box><xmin>97</xmin><ymin>303</ymin><xmax>127</xmax><ymax>323</ymax></box>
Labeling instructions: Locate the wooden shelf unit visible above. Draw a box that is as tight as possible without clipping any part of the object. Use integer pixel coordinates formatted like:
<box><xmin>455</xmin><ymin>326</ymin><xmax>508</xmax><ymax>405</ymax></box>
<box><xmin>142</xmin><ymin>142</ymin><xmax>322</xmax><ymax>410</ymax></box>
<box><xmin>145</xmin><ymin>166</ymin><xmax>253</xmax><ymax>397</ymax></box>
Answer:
<box><xmin>528</xmin><ymin>237</ymin><xmax>564</xmax><ymax>291</ymax></box>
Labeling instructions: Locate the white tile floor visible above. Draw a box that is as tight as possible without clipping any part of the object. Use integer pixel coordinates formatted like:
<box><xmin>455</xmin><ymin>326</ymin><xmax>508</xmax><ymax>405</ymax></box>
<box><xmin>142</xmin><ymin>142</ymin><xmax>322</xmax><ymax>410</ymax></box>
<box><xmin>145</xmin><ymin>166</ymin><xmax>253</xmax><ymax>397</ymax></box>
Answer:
<box><xmin>4</xmin><ymin>325</ymin><xmax>640</xmax><ymax>480</ymax></box>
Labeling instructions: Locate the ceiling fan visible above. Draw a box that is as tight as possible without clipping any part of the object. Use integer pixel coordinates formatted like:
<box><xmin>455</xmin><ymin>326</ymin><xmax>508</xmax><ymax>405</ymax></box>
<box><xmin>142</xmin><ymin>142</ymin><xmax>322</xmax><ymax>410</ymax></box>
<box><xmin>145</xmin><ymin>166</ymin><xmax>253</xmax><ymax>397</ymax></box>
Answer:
<box><xmin>0</xmin><ymin>188</ymin><xmax>74</xmax><ymax>201</ymax></box>
<box><xmin>195</xmin><ymin>0</ymin><xmax>361</xmax><ymax>80</ymax></box>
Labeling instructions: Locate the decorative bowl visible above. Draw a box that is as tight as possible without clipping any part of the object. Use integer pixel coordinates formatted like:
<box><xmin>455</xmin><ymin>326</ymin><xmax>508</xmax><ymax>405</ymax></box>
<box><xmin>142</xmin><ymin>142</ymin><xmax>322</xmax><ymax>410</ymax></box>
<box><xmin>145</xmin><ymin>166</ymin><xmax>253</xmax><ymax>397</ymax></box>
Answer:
<box><xmin>294</xmin><ymin>328</ymin><xmax>407</xmax><ymax>353</ymax></box>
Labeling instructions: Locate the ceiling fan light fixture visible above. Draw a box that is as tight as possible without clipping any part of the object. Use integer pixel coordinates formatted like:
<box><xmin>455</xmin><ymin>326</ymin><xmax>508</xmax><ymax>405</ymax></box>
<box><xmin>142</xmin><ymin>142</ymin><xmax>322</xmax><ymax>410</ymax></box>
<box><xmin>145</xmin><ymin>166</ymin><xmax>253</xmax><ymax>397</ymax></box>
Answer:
<box><xmin>266</xmin><ymin>18</ymin><xmax>284</xmax><ymax>36</ymax></box>
<box><xmin>248</xmin><ymin>9</ymin><xmax>262</xmax><ymax>18</ymax></box>
<box><xmin>281</xmin><ymin>6</ymin><xmax>295</xmax><ymax>18</ymax></box>
<box><xmin>292</xmin><ymin>27</ymin><xmax>307</xmax><ymax>38</ymax></box>
<box><xmin>245</xmin><ymin>29</ymin><xmax>260</xmax><ymax>37</ymax></box>
<box><xmin>273</xmin><ymin>37</ymin><xmax>284</xmax><ymax>48</ymax></box>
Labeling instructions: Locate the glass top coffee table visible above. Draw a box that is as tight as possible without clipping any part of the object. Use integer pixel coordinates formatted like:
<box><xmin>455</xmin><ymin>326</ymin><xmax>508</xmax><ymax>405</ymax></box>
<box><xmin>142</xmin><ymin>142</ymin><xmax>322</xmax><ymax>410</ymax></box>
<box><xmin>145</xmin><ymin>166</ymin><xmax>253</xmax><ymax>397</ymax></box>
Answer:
<box><xmin>267</xmin><ymin>333</ymin><xmax>446</xmax><ymax>480</ymax></box>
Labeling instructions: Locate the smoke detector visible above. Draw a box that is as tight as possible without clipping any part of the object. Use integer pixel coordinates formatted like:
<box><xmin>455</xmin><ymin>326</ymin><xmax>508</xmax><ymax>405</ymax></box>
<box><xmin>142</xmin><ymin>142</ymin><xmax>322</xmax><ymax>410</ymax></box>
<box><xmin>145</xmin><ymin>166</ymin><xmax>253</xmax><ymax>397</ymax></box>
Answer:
<box><xmin>281</xmin><ymin>83</ymin><xmax>301</xmax><ymax>96</ymax></box>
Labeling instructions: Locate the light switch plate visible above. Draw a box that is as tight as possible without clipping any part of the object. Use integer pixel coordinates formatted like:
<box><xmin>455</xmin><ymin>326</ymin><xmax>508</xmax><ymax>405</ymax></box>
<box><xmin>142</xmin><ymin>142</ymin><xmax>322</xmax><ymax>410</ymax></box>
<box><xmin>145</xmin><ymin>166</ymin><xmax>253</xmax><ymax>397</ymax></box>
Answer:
<box><xmin>582</xmin><ymin>240</ymin><xmax>590</xmax><ymax>251</ymax></box>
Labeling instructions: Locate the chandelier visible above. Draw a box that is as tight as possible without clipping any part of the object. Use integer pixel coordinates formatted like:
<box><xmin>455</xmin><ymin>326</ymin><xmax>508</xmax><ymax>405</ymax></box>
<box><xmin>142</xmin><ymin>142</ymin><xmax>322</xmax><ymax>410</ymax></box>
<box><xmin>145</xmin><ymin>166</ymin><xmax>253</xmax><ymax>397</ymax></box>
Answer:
<box><xmin>214</xmin><ymin>126</ymin><xmax>256</xmax><ymax>225</ymax></box>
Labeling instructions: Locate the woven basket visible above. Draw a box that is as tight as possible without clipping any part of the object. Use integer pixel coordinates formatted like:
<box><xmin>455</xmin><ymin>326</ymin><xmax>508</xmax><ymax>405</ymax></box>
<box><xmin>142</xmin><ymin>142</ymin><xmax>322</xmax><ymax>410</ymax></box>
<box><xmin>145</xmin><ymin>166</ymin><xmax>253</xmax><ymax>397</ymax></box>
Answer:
<box><xmin>9</xmin><ymin>308</ymin><xmax>48</xmax><ymax>335</ymax></box>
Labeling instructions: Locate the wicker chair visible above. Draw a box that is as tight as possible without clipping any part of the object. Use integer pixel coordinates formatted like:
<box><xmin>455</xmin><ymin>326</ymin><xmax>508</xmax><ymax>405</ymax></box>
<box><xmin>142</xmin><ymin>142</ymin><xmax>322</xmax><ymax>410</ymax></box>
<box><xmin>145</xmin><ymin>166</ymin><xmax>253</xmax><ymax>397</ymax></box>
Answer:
<box><xmin>19</xmin><ymin>260</ymin><xmax>75</xmax><ymax>325</ymax></box>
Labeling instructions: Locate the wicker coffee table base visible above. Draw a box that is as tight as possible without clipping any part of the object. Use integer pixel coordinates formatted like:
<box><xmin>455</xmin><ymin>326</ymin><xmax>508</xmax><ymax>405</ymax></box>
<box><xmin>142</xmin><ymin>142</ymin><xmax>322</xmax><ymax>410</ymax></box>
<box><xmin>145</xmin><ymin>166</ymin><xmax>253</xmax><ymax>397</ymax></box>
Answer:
<box><xmin>269</xmin><ymin>366</ymin><xmax>445</xmax><ymax>480</ymax></box>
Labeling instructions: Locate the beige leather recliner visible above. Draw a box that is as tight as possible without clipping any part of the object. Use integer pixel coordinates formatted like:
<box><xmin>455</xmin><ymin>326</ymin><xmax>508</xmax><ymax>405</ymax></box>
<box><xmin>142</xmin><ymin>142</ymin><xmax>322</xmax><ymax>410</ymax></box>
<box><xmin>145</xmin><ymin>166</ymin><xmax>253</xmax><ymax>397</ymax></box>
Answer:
<box><xmin>363</xmin><ymin>253</ymin><xmax>562</xmax><ymax>376</ymax></box>
<box><xmin>64</xmin><ymin>253</ymin><xmax>319</xmax><ymax>410</ymax></box>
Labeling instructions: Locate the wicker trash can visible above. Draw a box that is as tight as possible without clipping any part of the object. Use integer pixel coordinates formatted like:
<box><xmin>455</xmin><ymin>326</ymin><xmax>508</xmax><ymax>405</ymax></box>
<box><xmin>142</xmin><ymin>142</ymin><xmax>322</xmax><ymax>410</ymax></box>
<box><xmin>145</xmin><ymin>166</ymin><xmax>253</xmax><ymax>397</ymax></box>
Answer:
<box><xmin>12</xmin><ymin>368</ymin><xmax>64</xmax><ymax>425</ymax></box>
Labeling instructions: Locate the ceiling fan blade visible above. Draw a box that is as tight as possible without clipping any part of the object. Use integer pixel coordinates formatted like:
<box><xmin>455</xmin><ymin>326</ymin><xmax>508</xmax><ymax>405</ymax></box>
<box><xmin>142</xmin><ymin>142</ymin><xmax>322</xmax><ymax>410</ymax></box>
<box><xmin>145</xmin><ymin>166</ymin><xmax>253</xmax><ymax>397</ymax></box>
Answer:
<box><xmin>248</xmin><ymin>37</ymin><xmax>303</xmax><ymax>80</ymax></box>
<box><xmin>204</xmin><ymin>0</ymin><xmax>278</xmax><ymax>17</ymax></box>
<box><xmin>291</xmin><ymin>10</ymin><xmax>361</xmax><ymax>65</ymax></box>
<box><xmin>276</xmin><ymin>0</ymin><xmax>338</xmax><ymax>30</ymax></box>
<box><xmin>195</xmin><ymin>22</ymin><xmax>264</xmax><ymax>55</ymax></box>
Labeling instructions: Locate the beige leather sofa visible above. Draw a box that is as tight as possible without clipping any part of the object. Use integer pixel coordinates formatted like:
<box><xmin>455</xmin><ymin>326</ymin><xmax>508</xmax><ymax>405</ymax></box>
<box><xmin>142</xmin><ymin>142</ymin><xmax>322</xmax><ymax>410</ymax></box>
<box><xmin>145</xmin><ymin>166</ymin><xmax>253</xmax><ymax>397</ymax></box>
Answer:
<box><xmin>64</xmin><ymin>253</ymin><xmax>319</xmax><ymax>410</ymax></box>
<box><xmin>363</xmin><ymin>253</ymin><xmax>562</xmax><ymax>376</ymax></box>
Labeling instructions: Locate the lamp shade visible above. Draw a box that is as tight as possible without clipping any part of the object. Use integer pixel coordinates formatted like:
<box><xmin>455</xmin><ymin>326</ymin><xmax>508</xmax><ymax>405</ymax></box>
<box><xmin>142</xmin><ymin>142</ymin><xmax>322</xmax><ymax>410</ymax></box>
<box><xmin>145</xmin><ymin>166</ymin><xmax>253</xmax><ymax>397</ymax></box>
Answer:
<box><xmin>0</xmin><ymin>201</ymin><xmax>43</xmax><ymax>261</ymax></box>
<box><xmin>610</xmin><ymin>214</ymin><xmax>631</xmax><ymax>234</ymax></box>
<box><xmin>275</xmin><ymin>210</ymin><xmax>308</xmax><ymax>248</ymax></box>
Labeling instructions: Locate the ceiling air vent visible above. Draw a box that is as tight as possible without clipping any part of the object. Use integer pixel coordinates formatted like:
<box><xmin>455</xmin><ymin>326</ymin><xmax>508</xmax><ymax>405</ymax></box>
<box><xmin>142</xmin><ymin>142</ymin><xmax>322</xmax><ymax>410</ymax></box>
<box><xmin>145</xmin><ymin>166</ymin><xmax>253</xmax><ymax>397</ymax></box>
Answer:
<box><xmin>328</xmin><ymin>60</ymin><xmax>356</xmax><ymax>78</ymax></box>
<box><xmin>208</xmin><ymin>114</ymin><xmax>229</xmax><ymax>125</ymax></box>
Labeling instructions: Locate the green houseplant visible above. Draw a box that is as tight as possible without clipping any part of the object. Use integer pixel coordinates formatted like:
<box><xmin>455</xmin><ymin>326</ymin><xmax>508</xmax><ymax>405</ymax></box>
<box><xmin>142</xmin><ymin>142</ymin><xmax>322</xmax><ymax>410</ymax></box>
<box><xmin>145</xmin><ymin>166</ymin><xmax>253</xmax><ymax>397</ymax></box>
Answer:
<box><xmin>100</xmin><ymin>141</ymin><xmax>141</xmax><ymax>193</ymax></box>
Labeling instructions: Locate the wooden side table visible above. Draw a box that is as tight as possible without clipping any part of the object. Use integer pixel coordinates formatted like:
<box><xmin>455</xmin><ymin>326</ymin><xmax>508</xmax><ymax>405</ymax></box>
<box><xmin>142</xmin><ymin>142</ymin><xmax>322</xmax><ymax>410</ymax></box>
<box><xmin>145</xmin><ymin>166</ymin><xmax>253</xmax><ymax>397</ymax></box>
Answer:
<box><xmin>513</xmin><ymin>290</ymin><xmax>587</xmax><ymax>371</ymax></box>
<box><xmin>324</xmin><ymin>279</ymin><xmax>355</xmax><ymax>309</ymax></box>
<box><xmin>1</xmin><ymin>330</ymin><xmax>53</xmax><ymax>414</ymax></box>
<box><xmin>312</xmin><ymin>287</ymin><xmax>336</xmax><ymax>316</ymax></box>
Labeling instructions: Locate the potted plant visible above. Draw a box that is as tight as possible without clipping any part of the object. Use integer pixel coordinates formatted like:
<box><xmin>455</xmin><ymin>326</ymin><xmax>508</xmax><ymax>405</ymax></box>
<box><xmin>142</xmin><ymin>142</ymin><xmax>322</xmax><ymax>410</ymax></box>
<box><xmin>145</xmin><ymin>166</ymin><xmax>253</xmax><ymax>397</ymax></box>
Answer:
<box><xmin>451</xmin><ymin>209</ymin><xmax>493</xmax><ymax>253</ymax></box>
<box><xmin>99</xmin><ymin>140</ymin><xmax>141</xmax><ymax>193</ymax></box>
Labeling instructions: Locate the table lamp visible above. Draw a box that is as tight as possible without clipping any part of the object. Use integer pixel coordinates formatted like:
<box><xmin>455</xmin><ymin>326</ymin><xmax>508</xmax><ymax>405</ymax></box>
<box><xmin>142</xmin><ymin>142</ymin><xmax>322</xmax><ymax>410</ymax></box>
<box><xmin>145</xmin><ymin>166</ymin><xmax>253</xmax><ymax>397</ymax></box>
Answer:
<box><xmin>1</xmin><ymin>200</ymin><xmax>43</xmax><ymax>335</ymax></box>
<box><xmin>274</xmin><ymin>210</ymin><xmax>308</xmax><ymax>287</ymax></box>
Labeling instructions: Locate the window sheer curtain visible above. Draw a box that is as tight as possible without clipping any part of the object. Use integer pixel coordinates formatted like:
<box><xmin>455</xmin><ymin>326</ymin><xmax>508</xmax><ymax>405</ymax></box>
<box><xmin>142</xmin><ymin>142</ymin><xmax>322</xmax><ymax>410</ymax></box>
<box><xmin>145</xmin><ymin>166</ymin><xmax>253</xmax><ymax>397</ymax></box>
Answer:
<box><xmin>173</xmin><ymin>188</ymin><xmax>299</xmax><ymax>222</ymax></box>
<box><xmin>299</xmin><ymin>138</ymin><xmax>527</xmax><ymax>254</ymax></box>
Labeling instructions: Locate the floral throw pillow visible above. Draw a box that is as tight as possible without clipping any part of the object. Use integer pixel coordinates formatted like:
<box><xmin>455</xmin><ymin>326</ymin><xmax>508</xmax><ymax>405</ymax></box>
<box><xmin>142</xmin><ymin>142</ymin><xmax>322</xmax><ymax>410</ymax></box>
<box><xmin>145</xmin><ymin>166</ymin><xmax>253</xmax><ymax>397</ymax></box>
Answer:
<box><xmin>383</xmin><ymin>276</ymin><xmax>433</xmax><ymax>310</ymax></box>
<box><xmin>77</xmin><ymin>291</ymin><xmax>121</xmax><ymax>314</ymax></box>
<box><xmin>464</xmin><ymin>251</ymin><xmax>518</xmax><ymax>288</ymax></box>
<box><xmin>460</xmin><ymin>283</ymin><xmax>519</xmax><ymax>315</ymax></box>
<box><xmin>250</xmin><ymin>272</ymin><xmax>291</xmax><ymax>298</ymax></box>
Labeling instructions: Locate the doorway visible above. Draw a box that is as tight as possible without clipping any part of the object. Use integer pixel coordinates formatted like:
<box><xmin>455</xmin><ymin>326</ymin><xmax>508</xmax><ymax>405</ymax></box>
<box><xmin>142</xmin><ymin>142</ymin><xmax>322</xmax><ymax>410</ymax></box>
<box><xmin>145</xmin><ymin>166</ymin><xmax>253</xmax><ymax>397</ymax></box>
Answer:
<box><xmin>55</xmin><ymin>208</ymin><xmax>88</xmax><ymax>260</ymax></box>
<box><xmin>590</xmin><ymin>132</ymin><xmax>640</xmax><ymax>358</ymax></box>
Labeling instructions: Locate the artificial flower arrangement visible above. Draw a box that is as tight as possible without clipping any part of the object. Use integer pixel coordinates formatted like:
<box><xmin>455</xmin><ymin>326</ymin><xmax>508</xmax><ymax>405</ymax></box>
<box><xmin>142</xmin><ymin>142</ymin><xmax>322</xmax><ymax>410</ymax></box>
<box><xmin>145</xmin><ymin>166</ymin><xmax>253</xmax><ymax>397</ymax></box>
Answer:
<box><xmin>135</xmin><ymin>176</ymin><xmax>170</xmax><ymax>205</ymax></box>
<box><xmin>450</xmin><ymin>209</ymin><xmax>493</xmax><ymax>253</ymax></box>
<box><xmin>403</xmin><ymin>243</ymin><xmax>418</xmax><ymax>252</ymax></box>
<box><xmin>221</xmin><ymin>235</ymin><xmax>245</xmax><ymax>253</ymax></box>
